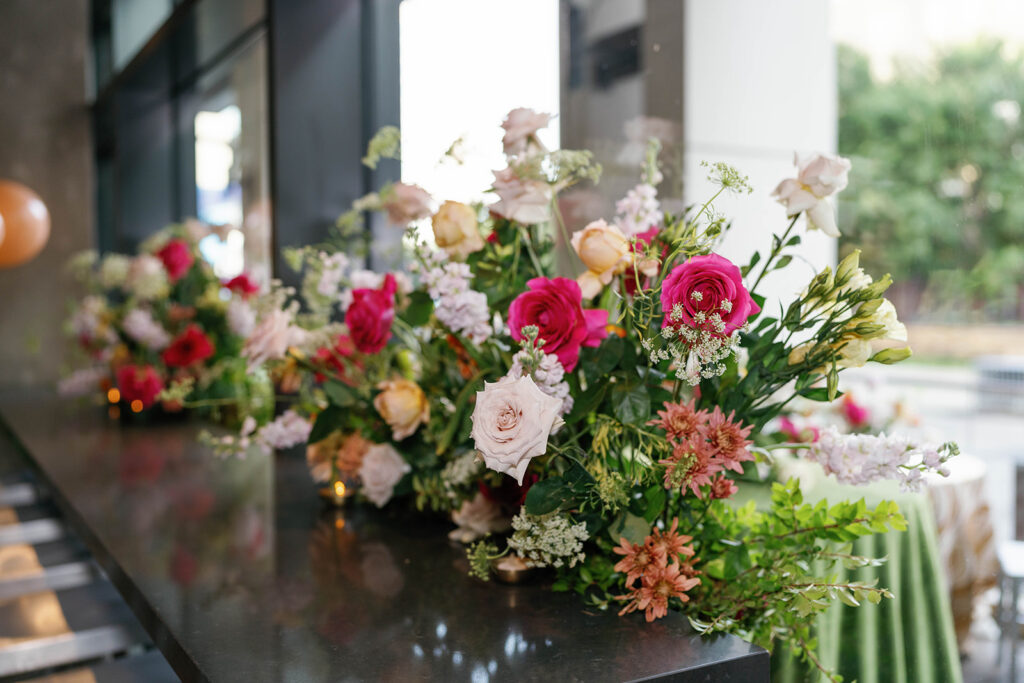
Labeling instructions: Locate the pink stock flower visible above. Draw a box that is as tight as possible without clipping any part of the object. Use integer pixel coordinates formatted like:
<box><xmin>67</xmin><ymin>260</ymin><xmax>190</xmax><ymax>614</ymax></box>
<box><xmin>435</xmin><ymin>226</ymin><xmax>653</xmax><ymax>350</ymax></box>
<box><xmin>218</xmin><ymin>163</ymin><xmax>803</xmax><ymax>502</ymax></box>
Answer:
<box><xmin>661</xmin><ymin>254</ymin><xmax>760</xmax><ymax>337</ymax></box>
<box><xmin>507</xmin><ymin>277</ymin><xmax>608</xmax><ymax>371</ymax></box>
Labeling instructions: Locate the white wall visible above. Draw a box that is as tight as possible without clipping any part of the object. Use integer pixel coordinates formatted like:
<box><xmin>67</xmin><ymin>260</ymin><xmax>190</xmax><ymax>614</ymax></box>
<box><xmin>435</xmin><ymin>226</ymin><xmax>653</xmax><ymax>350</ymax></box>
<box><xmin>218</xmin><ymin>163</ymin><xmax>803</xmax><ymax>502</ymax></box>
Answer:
<box><xmin>684</xmin><ymin>0</ymin><xmax>837</xmax><ymax>313</ymax></box>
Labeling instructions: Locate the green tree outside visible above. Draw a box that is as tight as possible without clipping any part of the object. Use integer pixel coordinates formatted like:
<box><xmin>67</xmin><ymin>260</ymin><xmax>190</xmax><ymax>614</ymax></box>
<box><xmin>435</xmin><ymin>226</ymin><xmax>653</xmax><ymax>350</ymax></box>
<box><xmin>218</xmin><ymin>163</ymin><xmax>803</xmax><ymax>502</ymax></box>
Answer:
<box><xmin>837</xmin><ymin>40</ymin><xmax>1024</xmax><ymax>322</ymax></box>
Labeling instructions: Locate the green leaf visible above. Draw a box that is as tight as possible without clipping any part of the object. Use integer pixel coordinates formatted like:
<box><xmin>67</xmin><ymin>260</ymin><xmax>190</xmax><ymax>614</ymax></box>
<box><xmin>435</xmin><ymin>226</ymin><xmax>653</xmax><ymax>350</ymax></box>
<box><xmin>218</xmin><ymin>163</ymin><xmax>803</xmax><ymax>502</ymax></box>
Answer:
<box><xmin>642</xmin><ymin>486</ymin><xmax>667</xmax><ymax>523</ymax></box>
<box><xmin>565</xmin><ymin>382</ymin><xmax>607</xmax><ymax>425</ymax></box>
<box><xmin>308</xmin><ymin>405</ymin><xmax>344</xmax><ymax>444</ymax></box>
<box><xmin>608</xmin><ymin>512</ymin><xmax>650</xmax><ymax>545</ymax></box>
<box><xmin>612</xmin><ymin>383</ymin><xmax>650</xmax><ymax>425</ymax></box>
<box><xmin>524</xmin><ymin>476</ymin><xmax>567</xmax><ymax>515</ymax></box>
<box><xmin>774</xmin><ymin>255</ymin><xmax>793</xmax><ymax>270</ymax></box>
<box><xmin>324</xmin><ymin>380</ymin><xmax>356</xmax><ymax>407</ymax></box>
<box><xmin>402</xmin><ymin>290</ymin><xmax>434</xmax><ymax>326</ymax></box>
<box><xmin>594</xmin><ymin>335</ymin><xmax>625</xmax><ymax>374</ymax></box>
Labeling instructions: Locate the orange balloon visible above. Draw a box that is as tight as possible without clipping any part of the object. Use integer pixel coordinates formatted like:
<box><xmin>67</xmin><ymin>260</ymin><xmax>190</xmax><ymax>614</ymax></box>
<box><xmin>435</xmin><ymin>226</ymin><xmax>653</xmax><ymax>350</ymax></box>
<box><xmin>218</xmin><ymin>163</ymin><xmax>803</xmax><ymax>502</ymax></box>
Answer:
<box><xmin>0</xmin><ymin>181</ymin><xmax>50</xmax><ymax>267</ymax></box>
<box><xmin>0</xmin><ymin>211</ymin><xmax>5</xmax><ymax>249</ymax></box>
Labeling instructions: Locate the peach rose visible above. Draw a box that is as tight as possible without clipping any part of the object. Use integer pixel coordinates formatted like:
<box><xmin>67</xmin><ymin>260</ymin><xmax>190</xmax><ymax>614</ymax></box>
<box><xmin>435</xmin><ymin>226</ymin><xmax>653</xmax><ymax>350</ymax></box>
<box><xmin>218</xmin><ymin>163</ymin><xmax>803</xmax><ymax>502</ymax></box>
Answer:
<box><xmin>432</xmin><ymin>200</ymin><xmax>484</xmax><ymax>259</ymax></box>
<box><xmin>571</xmin><ymin>219</ymin><xmax>631</xmax><ymax>299</ymax></box>
<box><xmin>358</xmin><ymin>443</ymin><xmax>411</xmax><ymax>507</ymax></box>
<box><xmin>374</xmin><ymin>379</ymin><xmax>430</xmax><ymax>441</ymax></box>
<box><xmin>470</xmin><ymin>376</ymin><xmax>562</xmax><ymax>484</ymax></box>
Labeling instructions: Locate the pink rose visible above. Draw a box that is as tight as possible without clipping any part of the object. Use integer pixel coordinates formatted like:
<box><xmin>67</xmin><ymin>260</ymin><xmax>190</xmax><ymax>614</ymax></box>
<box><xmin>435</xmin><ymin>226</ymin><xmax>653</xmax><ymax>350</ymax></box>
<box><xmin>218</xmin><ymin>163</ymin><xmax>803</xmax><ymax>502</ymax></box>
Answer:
<box><xmin>383</xmin><ymin>182</ymin><xmax>432</xmax><ymax>226</ymax></box>
<box><xmin>660</xmin><ymin>254</ymin><xmax>760</xmax><ymax>336</ymax></box>
<box><xmin>490</xmin><ymin>168</ymin><xmax>550</xmax><ymax>225</ymax></box>
<box><xmin>155</xmin><ymin>239</ymin><xmax>195</xmax><ymax>282</ymax></box>
<box><xmin>508</xmin><ymin>277</ymin><xmax>608</xmax><ymax>371</ymax></box>
<box><xmin>501</xmin><ymin>107</ymin><xmax>552</xmax><ymax>156</ymax></box>
<box><xmin>346</xmin><ymin>273</ymin><xmax>397</xmax><ymax>354</ymax></box>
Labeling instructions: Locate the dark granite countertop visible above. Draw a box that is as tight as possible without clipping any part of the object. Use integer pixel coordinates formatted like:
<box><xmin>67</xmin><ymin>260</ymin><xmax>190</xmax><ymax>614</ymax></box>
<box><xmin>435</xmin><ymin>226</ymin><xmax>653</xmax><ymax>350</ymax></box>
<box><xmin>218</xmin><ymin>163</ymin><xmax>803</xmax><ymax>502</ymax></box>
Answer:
<box><xmin>0</xmin><ymin>396</ymin><xmax>768</xmax><ymax>682</ymax></box>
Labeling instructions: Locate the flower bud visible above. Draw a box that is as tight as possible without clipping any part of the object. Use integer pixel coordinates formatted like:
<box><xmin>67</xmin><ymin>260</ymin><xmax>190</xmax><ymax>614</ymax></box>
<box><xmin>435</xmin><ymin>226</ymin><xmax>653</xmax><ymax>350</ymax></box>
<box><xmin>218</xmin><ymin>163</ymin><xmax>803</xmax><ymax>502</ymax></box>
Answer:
<box><xmin>870</xmin><ymin>346</ymin><xmax>913</xmax><ymax>365</ymax></box>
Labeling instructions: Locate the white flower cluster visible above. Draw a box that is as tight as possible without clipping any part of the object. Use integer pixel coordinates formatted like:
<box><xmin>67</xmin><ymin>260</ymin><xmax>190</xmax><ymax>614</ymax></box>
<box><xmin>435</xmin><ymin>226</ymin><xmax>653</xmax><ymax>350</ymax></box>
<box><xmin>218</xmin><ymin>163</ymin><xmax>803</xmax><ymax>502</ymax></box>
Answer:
<box><xmin>122</xmin><ymin>308</ymin><xmax>171</xmax><ymax>350</ymax></box>
<box><xmin>805</xmin><ymin>426</ymin><xmax>956</xmax><ymax>491</ymax></box>
<box><xmin>257</xmin><ymin>410</ymin><xmax>312</xmax><ymax>451</ymax></box>
<box><xmin>415</xmin><ymin>248</ymin><xmax>493</xmax><ymax>344</ymax></box>
<box><xmin>615</xmin><ymin>183</ymin><xmax>660</xmax><ymax>236</ymax></box>
<box><xmin>642</xmin><ymin>324</ymin><xmax>741</xmax><ymax>386</ymax></box>
<box><xmin>441</xmin><ymin>451</ymin><xmax>482</xmax><ymax>494</ymax></box>
<box><xmin>316</xmin><ymin>252</ymin><xmax>350</xmax><ymax>297</ymax></box>
<box><xmin>508</xmin><ymin>511</ymin><xmax>589</xmax><ymax>569</ymax></box>
<box><xmin>70</xmin><ymin>296</ymin><xmax>117</xmax><ymax>346</ymax></box>
<box><xmin>99</xmin><ymin>254</ymin><xmax>131</xmax><ymax>289</ymax></box>
<box><xmin>127</xmin><ymin>255</ymin><xmax>171</xmax><ymax>300</ymax></box>
<box><xmin>57</xmin><ymin>367</ymin><xmax>108</xmax><ymax>398</ymax></box>
<box><xmin>226</xmin><ymin>298</ymin><xmax>256</xmax><ymax>338</ymax></box>
<box><xmin>507</xmin><ymin>348</ymin><xmax>573</xmax><ymax>416</ymax></box>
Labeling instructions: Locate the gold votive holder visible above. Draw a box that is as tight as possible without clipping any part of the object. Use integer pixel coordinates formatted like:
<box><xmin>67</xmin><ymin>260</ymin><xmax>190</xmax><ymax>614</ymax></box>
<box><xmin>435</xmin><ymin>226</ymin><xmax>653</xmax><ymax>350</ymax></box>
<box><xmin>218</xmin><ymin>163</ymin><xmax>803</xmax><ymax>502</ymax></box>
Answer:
<box><xmin>318</xmin><ymin>477</ymin><xmax>357</xmax><ymax>506</ymax></box>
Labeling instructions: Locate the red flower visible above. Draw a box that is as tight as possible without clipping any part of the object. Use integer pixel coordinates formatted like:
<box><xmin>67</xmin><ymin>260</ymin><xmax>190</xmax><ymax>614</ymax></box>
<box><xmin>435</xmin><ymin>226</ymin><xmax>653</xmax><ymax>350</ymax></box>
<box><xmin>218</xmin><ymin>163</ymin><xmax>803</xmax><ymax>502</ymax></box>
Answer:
<box><xmin>156</xmin><ymin>239</ymin><xmax>195</xmax><ymax>282</ymax></box>
<box><xmin>116</xmin><ymin>364</ymin><xmax>164</xmax><ymax>409</ymax></box>
<box><xmin>840</xmin><ymin>394</ymin><xmax>871</xmax><ymax>429</ymax></box>
<box><xmin>162</xmin><ymin>324</ymin><xmax>215</xmax><ymax>368</ymax></box>
<box><xmin>346</xmin><ymin>274</ymin><xmax>397</xmax><ymax>354</ymax></box>
<box><xmin>224</xmin><ymin>272</ymin><xmax>260</xmax><ymax>298</ymax></box>
<box><xmin>507</xmin><ymin>277</ymin><xmax>608</xmax><ymax>371</ymax></box>
<box><xmin>314</xmin><ymin>334</ymin><xmax>360</xmax><ymax>383</ymax></box>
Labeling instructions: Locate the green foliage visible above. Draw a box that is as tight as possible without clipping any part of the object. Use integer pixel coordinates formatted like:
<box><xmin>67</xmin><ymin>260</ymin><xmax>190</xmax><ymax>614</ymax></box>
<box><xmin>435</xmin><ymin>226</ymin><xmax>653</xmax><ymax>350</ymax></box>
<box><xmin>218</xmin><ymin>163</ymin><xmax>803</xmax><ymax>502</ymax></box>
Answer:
<box><xmin>837</xmin><ymin>40</ymin><xmax>1024</xmax><ymax>320</ymax></box>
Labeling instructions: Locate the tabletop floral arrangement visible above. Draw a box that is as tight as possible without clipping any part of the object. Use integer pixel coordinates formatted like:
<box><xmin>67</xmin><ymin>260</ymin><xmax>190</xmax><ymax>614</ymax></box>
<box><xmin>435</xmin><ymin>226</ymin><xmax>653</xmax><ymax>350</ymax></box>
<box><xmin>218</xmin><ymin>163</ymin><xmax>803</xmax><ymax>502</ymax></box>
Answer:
<box><xmin>60</xmin><ymin>221</ymin><xmax>273</xmax><ymax>426</ymax></box>
<box><xmin>216</xmin><ymin>111</ymin><xmax>955</xmax><ymax>681</ymax></box>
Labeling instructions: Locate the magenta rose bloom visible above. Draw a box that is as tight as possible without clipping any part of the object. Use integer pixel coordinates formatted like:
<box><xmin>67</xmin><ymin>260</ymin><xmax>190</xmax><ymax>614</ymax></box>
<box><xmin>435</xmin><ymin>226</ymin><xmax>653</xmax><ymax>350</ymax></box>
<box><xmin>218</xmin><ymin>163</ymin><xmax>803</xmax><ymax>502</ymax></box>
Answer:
<box><xmin>347</xmin><ymin>274</ymin><xmax>397</xmax><ymax>354</ymax></box>
<box><xmin>508</xmin><ymin>277</ymin><xmax>608</xmax><ymax>371</ymax></box>
<box><xmin>660</xmin><ymin>253</ymin><xmax>760</xmax><ymax>336</ymax></box>
<box><xmin>156</xmin><ymin>239</ymin><xmax>195</xmax><ymax>282</ymax></box>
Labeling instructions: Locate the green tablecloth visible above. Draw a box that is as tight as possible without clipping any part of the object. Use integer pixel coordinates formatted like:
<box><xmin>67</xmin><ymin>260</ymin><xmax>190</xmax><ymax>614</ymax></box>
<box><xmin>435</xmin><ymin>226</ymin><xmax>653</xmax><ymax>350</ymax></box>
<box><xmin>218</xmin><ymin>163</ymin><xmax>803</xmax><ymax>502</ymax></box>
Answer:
<box><xmin>743</xmin><ymin>463</ymin><xmax>962</xmax><ymax>683</ymax></box>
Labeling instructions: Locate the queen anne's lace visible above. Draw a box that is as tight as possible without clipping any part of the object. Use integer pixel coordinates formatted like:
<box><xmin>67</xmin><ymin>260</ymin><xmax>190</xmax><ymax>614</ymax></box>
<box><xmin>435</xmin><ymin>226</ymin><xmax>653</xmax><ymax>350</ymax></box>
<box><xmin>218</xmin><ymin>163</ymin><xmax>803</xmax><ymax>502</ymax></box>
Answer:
<box><xmin>508</xmin><ymin>511</ymin><xmax>589</xmax><ymax>568</ymax></box>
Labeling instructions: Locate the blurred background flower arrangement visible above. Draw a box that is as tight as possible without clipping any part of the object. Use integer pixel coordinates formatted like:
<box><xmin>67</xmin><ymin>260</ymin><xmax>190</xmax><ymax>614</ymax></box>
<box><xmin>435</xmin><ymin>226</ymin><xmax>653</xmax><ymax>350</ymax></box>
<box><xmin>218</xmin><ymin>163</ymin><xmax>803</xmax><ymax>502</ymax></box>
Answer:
<box><xmin>59</xmin><ymin>220</ymin><xmax>273</xmax><ymax>426</ymax></box>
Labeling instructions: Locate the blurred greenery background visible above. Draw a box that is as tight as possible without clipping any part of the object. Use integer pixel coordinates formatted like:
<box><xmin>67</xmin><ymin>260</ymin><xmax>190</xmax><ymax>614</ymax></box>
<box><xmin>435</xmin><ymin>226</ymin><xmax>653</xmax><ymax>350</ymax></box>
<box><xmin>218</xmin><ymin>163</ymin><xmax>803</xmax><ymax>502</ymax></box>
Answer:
<box><xmin>837</xmin><ymin>39</ymin><xmax>1024</xmax><ymax>326</ymax></box>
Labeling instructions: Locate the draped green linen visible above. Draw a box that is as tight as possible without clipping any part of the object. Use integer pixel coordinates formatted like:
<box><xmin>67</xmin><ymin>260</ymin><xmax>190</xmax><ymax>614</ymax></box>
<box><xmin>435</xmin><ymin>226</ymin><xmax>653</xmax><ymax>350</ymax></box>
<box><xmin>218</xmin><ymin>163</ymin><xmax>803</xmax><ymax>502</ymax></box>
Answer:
<box><xmin>740</xmin><ymin>469</ymin><xmax>962</xmax><ymax>683</ymax></box>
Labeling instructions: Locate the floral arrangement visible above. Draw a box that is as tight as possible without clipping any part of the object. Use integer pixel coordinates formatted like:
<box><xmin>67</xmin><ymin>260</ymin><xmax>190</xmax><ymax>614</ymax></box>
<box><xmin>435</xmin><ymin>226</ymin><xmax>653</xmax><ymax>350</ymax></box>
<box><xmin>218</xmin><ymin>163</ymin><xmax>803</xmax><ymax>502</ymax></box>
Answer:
<box><xmin>218</xmin><ymin>111</ymin><xmax>957</xmax><ymax>680</ymax></box>
<box><xmin>60</xmin><ymin>221</ymin><xmax>272</xmax><ymax>426</ymax></box>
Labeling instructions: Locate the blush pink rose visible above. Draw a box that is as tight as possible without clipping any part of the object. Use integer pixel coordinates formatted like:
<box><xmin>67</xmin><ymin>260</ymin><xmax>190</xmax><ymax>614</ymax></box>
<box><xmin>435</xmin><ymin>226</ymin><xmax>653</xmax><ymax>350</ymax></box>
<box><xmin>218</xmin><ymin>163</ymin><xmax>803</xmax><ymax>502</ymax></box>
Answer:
<box><xmin>508</xmin><ymin>277</ymin><xmax>608</xmax><ymax>371</ymax></box>
<box><xmin>156</xmin><ymin>239</ymin><xmax>195</xmax><ymax>282</ymax></box>
<box><xmin>660</xmin><ymin>253</ymin><xmax>760</xmax><ymax>336</ymax></box>
<box><xmin>501</xmin><ymin>107</ymin><xmax>552</xmax><ymax>156</ymax></box>
<box><xmin>383</xmin><ymin>182</ymin><xmax>432</xmax><ymax>226</ymax></box>
<box><xmin>347</xmin><ymin>273</ymin><xmax>397</xmax><ymax>354</ymax></box>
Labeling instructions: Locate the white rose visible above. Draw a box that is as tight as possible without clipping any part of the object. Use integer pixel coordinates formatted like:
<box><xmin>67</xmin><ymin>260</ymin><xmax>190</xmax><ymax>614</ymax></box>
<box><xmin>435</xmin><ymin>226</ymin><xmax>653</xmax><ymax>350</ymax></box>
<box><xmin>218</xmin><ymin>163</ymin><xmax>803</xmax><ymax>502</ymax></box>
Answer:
<box><xmin>490</xmin><ymin>168</ymin><xmax>551</xmax><ymax>225</ymax></box>
<box><xmin>359</xmin><ymin>443</ymin><xmax>411</xmax><ymax>507</ymax></box>
<box><xmin>470</xmin><ymin>376</ymin><xmax>563</xmax><ymax>485</ymax></box>
<box><xmin>448</xmin><ymin>491</ymin><xmax>511</xmax><ymax>543</ymax></box>
<box><xmin>772</xmin><ymin>152</ymin><xmax>852</xmax><ymax>238</ymax></box>
<box><xmin>501</xmin><ymin>108</ymin><xmax>552</xmax><ymax>156</ymax></box>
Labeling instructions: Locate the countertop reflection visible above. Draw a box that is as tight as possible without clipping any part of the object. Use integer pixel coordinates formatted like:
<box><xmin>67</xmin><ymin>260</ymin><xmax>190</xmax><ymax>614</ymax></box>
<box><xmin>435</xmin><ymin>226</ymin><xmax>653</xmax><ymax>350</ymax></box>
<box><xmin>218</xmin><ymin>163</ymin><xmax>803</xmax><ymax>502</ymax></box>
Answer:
<box><xmin>0</xmin><ymin>397</ymin><xmax>767</xmax><ymax>682</ymax></box>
